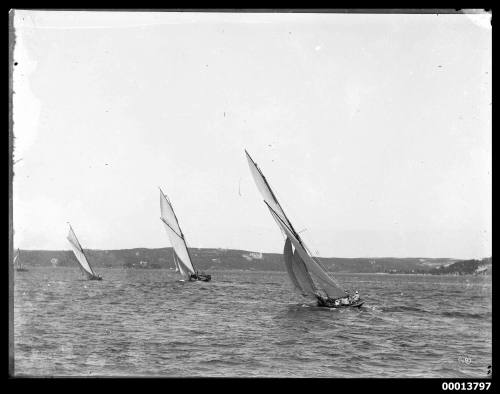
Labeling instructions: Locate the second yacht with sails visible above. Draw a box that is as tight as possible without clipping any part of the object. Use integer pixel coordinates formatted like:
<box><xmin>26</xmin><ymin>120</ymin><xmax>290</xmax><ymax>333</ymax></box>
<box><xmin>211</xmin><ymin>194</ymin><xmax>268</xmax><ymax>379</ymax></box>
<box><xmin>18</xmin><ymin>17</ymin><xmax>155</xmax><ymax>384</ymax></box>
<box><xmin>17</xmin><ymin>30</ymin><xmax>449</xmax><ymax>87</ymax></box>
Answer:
<box><xmin>159</xmin><ymin>188</ymin><xmax>211</xmax><ymax>282</ymax></box>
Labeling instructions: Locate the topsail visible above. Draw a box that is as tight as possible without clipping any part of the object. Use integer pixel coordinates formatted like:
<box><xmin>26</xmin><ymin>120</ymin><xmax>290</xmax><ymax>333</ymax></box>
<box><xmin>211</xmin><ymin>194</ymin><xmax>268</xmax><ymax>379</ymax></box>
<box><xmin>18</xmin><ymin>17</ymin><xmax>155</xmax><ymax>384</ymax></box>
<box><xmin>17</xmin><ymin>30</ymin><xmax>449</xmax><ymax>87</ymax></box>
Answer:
<box><xmin>159</xmin><ymin>188</ymin><xmax>196</xmax><ymax>279</ymax></box>
<box><xmin>246</xmin><ymin>150</ymin><xmax>345</xmax><ymax>300</ymax></box>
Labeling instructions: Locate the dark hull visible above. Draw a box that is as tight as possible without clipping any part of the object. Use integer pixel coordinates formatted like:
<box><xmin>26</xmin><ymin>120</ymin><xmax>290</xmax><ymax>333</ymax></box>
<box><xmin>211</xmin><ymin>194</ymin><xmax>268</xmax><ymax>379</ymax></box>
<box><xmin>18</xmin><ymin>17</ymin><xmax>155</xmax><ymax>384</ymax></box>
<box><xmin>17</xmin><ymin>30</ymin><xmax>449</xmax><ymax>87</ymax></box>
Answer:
<box><xmin>15</xmin><ymin>268</ymin><xmax>28</xmax><ymax>272</ymax></box>
<box><xmin>316</xmin><ymin>298</ymin><xmax>365</xmax><ymax>308</ymax></box>
<box><xmin>189</xmin><ymin>274</ymin><xmax>211</xmax><ymax>282</ymax></box>
<box><xmin>89</xmin><ymin>276</ymin><xmax>102</xmax><ymax>281</ymax></box>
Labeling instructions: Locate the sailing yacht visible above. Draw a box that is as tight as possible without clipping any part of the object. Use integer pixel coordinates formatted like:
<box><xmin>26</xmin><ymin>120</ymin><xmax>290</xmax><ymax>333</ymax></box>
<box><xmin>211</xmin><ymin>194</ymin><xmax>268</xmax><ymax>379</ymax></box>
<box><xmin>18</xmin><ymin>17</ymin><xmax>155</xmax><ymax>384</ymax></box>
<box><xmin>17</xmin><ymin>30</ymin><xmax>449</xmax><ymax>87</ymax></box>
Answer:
<box><xmin>66</xmin><ymin>223</ymin><xmax>102</xmax><ymax>280</ymax></box>
<box><xmin>13</xmin><ymin>249</ymin><xmax>28</xmax><ymax>272</ymax></box>
<box><xmin>159</xmin><ymin>188</ymin><xmax>211</xmax><ymax>282</ymax></box>
<box><xmin>245</xmin><ymin>150</ymin><xmax>364</xmax><ymax>308</ymax></box>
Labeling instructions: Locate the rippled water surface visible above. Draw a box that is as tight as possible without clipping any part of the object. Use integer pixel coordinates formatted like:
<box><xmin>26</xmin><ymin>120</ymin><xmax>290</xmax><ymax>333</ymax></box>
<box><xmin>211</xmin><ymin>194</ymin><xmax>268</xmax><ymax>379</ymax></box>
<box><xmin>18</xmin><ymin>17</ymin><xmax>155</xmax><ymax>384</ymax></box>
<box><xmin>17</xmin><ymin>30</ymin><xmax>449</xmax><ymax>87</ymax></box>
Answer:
<box><xmin>13</xmin><ymin>268</ymin><xmax>491</xmax><ymax>377</ymax></box>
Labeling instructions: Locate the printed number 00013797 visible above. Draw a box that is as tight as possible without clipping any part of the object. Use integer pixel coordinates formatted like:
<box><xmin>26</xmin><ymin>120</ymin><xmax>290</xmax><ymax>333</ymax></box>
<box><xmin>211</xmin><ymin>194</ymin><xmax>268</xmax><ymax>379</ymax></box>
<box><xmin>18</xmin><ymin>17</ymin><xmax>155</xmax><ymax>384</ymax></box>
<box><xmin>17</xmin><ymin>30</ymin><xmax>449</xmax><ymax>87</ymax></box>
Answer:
<box><xmin>442</xmin><ymin>382</ymin><xmax>491</xmax><ymax>391</ymax></box>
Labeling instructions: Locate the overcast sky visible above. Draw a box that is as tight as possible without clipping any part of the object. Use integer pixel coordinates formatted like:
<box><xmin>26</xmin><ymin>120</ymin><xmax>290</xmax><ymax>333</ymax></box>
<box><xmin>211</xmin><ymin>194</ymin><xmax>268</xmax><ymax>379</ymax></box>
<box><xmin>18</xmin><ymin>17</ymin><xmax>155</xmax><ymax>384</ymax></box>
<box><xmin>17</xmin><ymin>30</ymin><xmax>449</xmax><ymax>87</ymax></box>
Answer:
<box><xmin>12</xmin><ymin>11</ymin><xmax>491</xmax><ymax>259</ymax></box>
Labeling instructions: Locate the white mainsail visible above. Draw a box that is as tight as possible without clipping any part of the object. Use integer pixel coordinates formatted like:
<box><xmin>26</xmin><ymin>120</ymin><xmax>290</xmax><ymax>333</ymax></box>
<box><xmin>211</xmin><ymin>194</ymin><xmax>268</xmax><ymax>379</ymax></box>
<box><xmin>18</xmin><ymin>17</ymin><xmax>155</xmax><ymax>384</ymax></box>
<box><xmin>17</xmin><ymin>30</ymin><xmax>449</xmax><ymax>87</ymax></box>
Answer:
<box><xmin>159</xmin><ymin>188</ymin><xmax>196</xmax><ymax>278</ymax></box>
<box><xmin>13</xmin><ymin>249</ymin><xmax>19</xmax><ymax>266</ymax></box>
<box><xmin>246</xmin><ymin>151</ymin><xmax>346</xmax><ymax>299</ymax></box>
<box><xmin>67</xmin><ymin>224</ymin><xmax>96</xmax><ymax>279</ymax></box>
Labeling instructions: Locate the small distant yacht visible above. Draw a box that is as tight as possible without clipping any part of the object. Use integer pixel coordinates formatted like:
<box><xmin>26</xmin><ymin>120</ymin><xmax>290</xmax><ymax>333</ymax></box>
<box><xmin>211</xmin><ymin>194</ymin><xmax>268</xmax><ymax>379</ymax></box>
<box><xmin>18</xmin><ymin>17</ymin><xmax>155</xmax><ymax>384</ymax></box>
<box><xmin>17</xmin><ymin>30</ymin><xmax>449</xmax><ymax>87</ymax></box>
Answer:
<box><xmin>159</xmin><ymin>188</ymin><xmax>211</xmax><ymax>282</ymax></box>
<box><xmin>66</xmin><ymin>223</ymin><xmax>102</xmax><ymax>281</ymax></box>
<box><xmin>13</xmin><ymin>249</ymin><xmax>28</xmax><ymax>272</ymax></box>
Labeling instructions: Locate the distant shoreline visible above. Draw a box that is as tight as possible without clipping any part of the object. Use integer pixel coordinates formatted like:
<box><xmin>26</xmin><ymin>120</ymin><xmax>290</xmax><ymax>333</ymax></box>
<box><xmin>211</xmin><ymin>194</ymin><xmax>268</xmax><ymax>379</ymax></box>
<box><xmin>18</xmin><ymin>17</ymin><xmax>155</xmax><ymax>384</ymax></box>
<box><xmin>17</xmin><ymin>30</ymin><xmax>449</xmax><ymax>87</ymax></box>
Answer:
<box><xmin>14</xmin><ymin>248</ymin><xmax>491</xmax><ymax>276</ymax></box>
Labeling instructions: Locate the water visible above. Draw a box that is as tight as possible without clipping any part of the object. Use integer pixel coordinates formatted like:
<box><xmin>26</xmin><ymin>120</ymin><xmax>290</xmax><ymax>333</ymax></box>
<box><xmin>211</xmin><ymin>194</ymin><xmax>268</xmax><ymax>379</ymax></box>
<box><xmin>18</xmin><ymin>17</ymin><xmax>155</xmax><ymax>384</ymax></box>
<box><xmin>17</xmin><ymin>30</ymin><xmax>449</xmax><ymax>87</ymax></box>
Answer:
<box><xmin>13</xmin><ymin>268</ymin><xmax>492</xmax><ymax>377</ymax></box>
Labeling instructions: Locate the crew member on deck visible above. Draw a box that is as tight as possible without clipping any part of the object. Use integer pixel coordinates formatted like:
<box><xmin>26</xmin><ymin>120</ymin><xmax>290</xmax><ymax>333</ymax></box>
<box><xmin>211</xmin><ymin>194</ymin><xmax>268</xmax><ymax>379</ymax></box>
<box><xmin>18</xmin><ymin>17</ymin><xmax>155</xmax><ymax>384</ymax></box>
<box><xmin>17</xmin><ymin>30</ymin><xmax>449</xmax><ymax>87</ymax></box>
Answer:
<box><xmin>353</xmin><ymin>291</ymin><xmax>360</xmax><ymax>302</ymax></box>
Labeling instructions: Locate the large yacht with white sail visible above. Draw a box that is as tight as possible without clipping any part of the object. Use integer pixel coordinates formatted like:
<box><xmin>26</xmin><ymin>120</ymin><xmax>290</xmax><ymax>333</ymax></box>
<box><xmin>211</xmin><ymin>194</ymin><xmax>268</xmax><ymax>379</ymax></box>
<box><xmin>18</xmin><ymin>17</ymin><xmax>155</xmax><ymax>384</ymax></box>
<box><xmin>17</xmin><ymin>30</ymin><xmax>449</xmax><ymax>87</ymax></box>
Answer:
<box><xmin>245</xmin><ymin>150</ymin><xmax>363</xmax><ymax>308</ymax></box>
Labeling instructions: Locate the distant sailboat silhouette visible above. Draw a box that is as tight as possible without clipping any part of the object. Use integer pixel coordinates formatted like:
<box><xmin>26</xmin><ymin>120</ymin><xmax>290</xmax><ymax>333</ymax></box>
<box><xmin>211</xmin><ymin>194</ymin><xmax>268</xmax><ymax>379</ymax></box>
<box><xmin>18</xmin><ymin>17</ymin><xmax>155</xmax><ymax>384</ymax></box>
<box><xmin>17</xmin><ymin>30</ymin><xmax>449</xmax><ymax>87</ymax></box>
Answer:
<box><xmin>245</xmin><ymin>150</ymin><xmax>364</xmax><ymax>308</ymax></box>
<box><xmin>13</xmin><ymin>249</ymin><xmax>28</xmax><ymax>272</ymax></box>
<box><xmin>66</xmin><ymin>223</ymin><xmax>102</xmax><ymax>281</ymax></box>
<box><xmin>159</xmin><ymin>188</ymin><xmax>211</xmax><ymax>282</ymax></box>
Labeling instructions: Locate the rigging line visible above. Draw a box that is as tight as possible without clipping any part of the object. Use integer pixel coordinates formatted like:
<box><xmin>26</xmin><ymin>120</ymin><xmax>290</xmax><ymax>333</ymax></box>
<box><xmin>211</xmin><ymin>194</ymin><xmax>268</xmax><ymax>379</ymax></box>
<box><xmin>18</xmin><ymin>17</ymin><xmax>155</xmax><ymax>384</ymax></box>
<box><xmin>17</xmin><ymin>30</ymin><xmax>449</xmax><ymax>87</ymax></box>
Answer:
<box><xmin>160</xmin><ymin>217</ymin><xmax>183</xmax><ymax>240</ymax></box>
<box><xmin>264</xmin><ymin>200</ymin><xmax>305</xmax><ymax>250</ymax></box>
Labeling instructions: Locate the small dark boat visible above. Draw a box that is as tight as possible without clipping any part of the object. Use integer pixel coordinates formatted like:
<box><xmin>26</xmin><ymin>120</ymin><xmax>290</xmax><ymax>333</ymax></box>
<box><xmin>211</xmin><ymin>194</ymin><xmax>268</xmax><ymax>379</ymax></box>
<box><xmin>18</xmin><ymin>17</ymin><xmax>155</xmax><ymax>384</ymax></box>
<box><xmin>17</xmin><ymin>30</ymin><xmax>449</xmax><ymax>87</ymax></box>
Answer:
<box><xmin>316</xmin><ymin>295</ymin><xmax>365</xmax><ymax>308</ymax></box>
<box><xmin>190</xmin><ymin>272</ymin><xmax>211</xmax><ymax>282</ymax></box>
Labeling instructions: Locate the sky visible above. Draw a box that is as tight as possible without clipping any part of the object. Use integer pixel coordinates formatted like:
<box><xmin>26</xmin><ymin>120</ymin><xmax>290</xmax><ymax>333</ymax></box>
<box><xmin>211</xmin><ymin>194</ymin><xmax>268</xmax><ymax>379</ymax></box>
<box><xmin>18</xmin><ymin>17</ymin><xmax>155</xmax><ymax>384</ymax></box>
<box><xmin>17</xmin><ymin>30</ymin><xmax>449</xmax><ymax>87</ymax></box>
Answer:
<box><xmin>12</xmin><ymin>10</ymin><xmax>491</xmax><ymax>259</ymax></box>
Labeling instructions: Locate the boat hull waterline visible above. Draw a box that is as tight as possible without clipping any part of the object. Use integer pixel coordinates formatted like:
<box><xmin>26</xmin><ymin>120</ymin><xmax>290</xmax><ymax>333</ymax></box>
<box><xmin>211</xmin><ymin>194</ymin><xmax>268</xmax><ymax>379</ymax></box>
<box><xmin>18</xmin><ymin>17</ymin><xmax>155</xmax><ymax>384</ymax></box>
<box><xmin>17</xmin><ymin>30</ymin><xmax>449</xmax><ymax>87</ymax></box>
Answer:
<box><xmin>189</xmin><ymin>273</ymin><xmax>211</xmax><ymax>282</ymax></box>
<box><xmin>316</xmin><ymin>297</ymin><xmax>365</xmax><ymax>308</ymax></box>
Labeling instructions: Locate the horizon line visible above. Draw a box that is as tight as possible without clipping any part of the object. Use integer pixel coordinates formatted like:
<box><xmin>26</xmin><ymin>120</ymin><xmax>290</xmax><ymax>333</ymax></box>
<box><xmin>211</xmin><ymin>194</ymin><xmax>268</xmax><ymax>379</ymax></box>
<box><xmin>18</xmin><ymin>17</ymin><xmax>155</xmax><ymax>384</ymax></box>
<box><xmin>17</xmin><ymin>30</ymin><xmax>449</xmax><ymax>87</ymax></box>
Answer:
<box><xmin>13</xmin><ymin>246</ymin><xmax>491</xmax><ymax>261</ymax></box>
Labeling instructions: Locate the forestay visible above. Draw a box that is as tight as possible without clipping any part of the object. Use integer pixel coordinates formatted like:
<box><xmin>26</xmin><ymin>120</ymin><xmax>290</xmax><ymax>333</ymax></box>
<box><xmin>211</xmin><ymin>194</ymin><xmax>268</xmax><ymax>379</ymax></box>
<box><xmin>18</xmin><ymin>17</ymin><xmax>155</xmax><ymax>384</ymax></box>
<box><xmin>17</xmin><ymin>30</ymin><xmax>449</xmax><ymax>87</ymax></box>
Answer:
<box><xmin>159</xmin><ymin>189</ymin><xmax>196</xmax><ymax>276</ymax></box>
<box><xmin>67</xmin><ymin>225</ymin><xmax>96</xmax><ymax>278</ymax></box>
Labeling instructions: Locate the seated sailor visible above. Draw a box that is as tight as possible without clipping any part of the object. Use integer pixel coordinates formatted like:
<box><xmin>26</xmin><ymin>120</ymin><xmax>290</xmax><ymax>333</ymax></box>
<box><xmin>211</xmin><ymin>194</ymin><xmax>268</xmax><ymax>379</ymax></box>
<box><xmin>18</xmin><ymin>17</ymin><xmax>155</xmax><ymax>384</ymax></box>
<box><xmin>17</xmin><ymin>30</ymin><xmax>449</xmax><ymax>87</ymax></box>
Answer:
<box><xmin>352</xmin><ymin>291</ymin><xmax>360</xmax><ymax>302</ymax></box>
